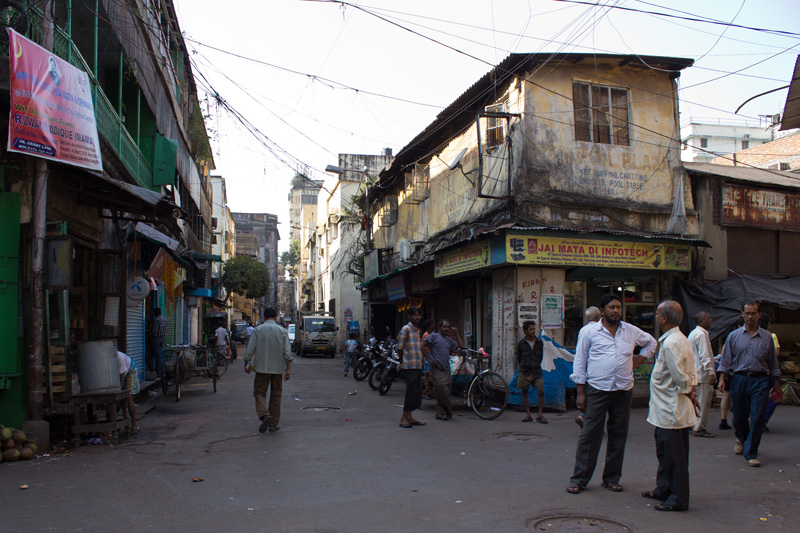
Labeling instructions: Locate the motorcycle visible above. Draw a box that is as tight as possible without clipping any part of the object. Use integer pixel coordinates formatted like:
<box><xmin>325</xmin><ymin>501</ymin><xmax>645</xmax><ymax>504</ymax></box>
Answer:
<box><xmin>352</xmin><ymin>334</ymin><xmax>379</xmax><ymax>382</ymax></box>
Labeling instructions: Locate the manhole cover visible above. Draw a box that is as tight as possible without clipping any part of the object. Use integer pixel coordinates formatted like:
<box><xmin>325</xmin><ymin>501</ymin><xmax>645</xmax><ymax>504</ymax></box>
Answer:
<box><xmin>494</xmin><ymin>432</ymin><xmax>550</xmax><ymax>442</ymax></box>
<box><xmin>528</xmin><ymin>515</ymin><xmax>632</xmax><ymax>532</ymax></box>
<box><xmin>300</xmin><ymin>406</ymin><xmax>341</xmax><ymax>411</ymax></box>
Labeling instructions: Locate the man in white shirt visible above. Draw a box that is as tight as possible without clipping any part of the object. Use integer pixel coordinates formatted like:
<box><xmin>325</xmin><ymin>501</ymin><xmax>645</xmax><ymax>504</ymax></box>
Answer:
<box><xmin>688</xmin><ymin>312</ymin><xmax>716</xmax><ymax>438</ymax></box>
<box><xmin>215</xmin><ymin>325</ymin><xmax>228</xmax><ymax>352</ymax></box>
<box><xmin>643</xmin><ymin>300</ymin><xmax>698</xmax><ymax>512</ymax></box>
<box><xmin>567</xmin><ymin>293</ymin><xmax>657</xmax><ymax>494</ymax></box>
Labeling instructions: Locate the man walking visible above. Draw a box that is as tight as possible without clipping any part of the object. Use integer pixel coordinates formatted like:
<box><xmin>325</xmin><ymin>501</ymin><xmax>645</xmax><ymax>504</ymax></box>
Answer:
<box><xmin>396</xmin><ymin>307</ymin><xmax>425</xmax><ymax>429</ymax></box>
<box><xmin>718</xmin><ymin>302</ymin><xmax>781</xmax><ymax>467</ymax></box>
<box><xmin>147</xmin><ymin>307</ymin><xmax>168</xmax><ymax>379</ymax></box>
<box><xmin>643</xmin><ymin>300</ymin><xmax>698</xmax><ymax>512</ymax></box>
<box><xmin>244</xmin><ymin>308</ymin><xmax>292</xmax><ymax>433</ymax></box>
<box><xmin>423</xmin><ymin>320</ymin><xmax>463</xmax><ymax>420</ymax></box>
<box><xmin>516</xmin><ymin>320</ymin><xmax>546</xmax><ymax>424</ymax></box>
<box><xmin>688</xmin><ymin>311</ymin><xmax>716</xmax><ymax>438</ymax></box>
<box><xmin>567</xmin><ymin>293</ymin><xmax>657</xmax><ymax>494</ymax></box>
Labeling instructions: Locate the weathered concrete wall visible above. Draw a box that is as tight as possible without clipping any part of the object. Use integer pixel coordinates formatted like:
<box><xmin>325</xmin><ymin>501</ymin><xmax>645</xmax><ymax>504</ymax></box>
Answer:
<box><xmin>516</xmin><ymin>59</ymin><xmax>697</xmax><ymax>235</ymax></box>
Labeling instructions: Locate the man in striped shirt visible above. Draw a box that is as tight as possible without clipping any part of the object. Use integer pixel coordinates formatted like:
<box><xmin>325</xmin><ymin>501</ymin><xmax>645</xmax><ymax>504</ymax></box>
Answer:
<box><xmin>397</xmin><ymin>307</ymin><xmax>425</xmax><ymax>429</ymax></box>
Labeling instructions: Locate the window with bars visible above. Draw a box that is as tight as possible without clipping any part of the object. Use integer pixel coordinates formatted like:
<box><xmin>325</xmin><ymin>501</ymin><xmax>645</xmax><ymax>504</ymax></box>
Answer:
<box><xmin>485</xmin><ymin>102</ymin><xmax>507</xmax><ymax>149</ymax></box>
<box><xmin>572</xmin><ymin>82</ymin><xmax>630</xmax><ymax>146</ymax></box>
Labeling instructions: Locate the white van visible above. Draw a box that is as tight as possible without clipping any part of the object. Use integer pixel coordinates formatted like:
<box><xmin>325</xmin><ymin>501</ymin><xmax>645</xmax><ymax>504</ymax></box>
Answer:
<box><xmin>296</xmin><ymin>314</ymin><xmax>337</xmax><ymax>357</ymax></box>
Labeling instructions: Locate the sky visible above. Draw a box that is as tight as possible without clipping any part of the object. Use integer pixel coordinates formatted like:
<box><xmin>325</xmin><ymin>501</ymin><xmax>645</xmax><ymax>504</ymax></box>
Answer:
<box><xmin>172</xmin><ymin>0</ymin><xmax>800</xmax><ymax>253</ymax></box>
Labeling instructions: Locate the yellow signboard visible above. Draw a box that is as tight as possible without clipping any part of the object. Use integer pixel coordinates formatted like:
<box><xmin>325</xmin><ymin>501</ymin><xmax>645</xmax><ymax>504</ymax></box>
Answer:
<box><xmin>506</xmin><ymin>235</ymin><xmax>690</xmax><ymax>271</ymax></box>
<box><xmin>435</xmin><ymin>240</ymin><xmax>491</xmax><ymax>278</ymax></box>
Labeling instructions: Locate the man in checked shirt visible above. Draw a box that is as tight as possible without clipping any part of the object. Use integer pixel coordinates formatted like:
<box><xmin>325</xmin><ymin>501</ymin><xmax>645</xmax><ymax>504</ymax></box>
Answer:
<box><xmin>396</xmin><ymin>307</ymin><xmax>426</xmax><ymax>429</ymax></box>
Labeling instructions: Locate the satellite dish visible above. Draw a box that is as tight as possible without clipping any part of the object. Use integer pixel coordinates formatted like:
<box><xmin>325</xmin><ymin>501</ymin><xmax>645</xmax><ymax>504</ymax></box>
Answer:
<box><xmin>449</xmin><ymin>148</ymin><xmax>468</xmax><ymax>170</ymax></box>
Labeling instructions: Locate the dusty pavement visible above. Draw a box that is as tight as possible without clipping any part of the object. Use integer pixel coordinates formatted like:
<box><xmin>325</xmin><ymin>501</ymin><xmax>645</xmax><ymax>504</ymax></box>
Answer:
<box><xmin>2</xmin><ymin>353</ymin><xmax>799</xmax><ymax>532</ymax></box>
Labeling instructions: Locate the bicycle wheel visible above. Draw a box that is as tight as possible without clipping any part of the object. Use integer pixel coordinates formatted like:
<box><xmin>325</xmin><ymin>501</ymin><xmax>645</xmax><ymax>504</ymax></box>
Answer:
<box><xmin>378</xmin><ymin>367</ymin><xmax>396</xmax><ymax>396</ymax></box>
<box><xmin>214</xmin><ymin>353</ymin><xmax>229</xmax><ymax>378</ymax></box>
<box><xmin>353</xmin><ymin>357</ymin><xmax>371</xmax><ymax>381</ymax></box>
<box><xmin>174</xmin><ymin>357</ymin><xmax>182</xmax><ymax>402</ymax></box>
<box><xmin>468</xmin><ymin>372</ymin><xmax>509</xmax><ymax>420</ymax></box>
<box><xmin>368</xmin><ymin>362</ymin><xmax>386</xmax><ymax>390</ymax></box>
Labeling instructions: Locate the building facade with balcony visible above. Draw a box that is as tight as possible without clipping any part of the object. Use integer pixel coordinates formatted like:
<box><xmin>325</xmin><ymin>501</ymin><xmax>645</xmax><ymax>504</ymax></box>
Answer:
<box><xmin>0</xmin><ymin>1</ymin><xmax>214</xmax><ymax>432</ymax></box>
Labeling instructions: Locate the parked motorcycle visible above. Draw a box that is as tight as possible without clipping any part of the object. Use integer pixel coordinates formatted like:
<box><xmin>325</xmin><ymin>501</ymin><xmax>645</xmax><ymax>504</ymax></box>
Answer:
<box><xmin>378</xmin><ymin>351</ymin><xmax>402</xmax><ymax>395</ymax></box>
<box><xmin>352</xmin><ymin>334</ymin><xmax>379</xmax><ymax>382</ymax></box>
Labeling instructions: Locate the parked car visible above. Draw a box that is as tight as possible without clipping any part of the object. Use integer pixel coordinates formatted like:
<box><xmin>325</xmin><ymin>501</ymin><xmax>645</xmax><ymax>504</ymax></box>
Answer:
<box><xmin>287</xmin><ymin>324</ymin><xmax>295</xmax><ymax>344</ymax></box>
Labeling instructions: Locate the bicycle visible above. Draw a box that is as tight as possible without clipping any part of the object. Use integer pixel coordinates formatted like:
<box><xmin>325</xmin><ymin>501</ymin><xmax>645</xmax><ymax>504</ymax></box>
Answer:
<box><xmin>451</xmin><ymin>347</ymin><xmax>509</xmax><ymax>420</ymax></box>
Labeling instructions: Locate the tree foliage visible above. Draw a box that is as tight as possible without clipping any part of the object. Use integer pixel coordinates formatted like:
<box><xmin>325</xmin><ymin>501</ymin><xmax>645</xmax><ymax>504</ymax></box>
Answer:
<box><xmin>221</xmin><ymin>255</ymin><xmax>270</xmax><ymax>300</ymax></box>
<box><xmin>280</xmin><ymin>240</ymin><xmax>301</xmax><ymax>268</ymax></box>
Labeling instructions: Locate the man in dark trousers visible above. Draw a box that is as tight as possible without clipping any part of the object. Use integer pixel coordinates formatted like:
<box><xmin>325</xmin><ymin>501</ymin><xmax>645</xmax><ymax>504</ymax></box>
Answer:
<box><xmin>643</xmin><ymin>300</ymin><xmax>698</xmax><ymax>512</ymax></box>
<box><xmin>244</xmin><ymin>308</ymin><xmax>293</xmax><ymax>433</ymax></box>
<box><xmin>147</xmin><ymin>307</ymin><xmax>168</xmax><ymax>379</ymax></box>
<box><xmin>718</xmin><ymin>301</ymin><xmax>782</xmax><ymax>467</ymax></box>
<box><xmin>516</xmin><ymin>320</ymin><xmax>546</xmax><ymax>423</ymax></box>
<box><xmin>567</xmin><ymin>293</ymin><xmax>657</xmax><ymax>494</ymax></box>
<box><xmin>396</xmin><ymin>307</ymin><xmax>425</xmax><ymax>429</ymax></box>
<box><xmin>423</xmin><ymin>319</ymin><xmax>463</xmax><ymax>420</ymax></box>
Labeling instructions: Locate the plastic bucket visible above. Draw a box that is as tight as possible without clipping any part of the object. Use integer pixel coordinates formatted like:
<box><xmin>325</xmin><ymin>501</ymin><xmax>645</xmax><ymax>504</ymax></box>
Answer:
<box><xmin>77</xmin><ymin>339</ymin><xmax>120</xmax><ymax>393</ymax></box>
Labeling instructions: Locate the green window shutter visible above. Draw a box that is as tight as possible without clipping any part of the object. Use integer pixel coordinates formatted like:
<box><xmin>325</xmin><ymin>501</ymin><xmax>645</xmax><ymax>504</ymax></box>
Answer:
<box><xmin>153</xmin><ymin>135</ymin><xmax>178</xmax><ymax>187</ymax></box>
<box><xmin>0</xmin><ymin>193</ymin><xmax>21</xmax><ymax>374</ymax></box>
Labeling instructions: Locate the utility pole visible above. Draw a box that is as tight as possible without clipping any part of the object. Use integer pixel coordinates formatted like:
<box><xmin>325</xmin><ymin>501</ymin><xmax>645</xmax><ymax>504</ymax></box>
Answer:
<box><xmin>26</xmin><ymin>1</ymin><xmax>54</xmax><ymax>438</ymax></box>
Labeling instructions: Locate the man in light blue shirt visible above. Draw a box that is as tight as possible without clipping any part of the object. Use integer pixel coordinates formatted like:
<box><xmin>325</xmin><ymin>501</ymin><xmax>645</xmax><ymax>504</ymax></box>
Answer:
<box><xmin>245</xmin><ymin>308</ymin><xmax>292</xmax><ymax>433</ymax></box>
<box><xmin>567</xmin><ymin>293</ymin><xmax>657</xmax><ymax>494</ymax></box>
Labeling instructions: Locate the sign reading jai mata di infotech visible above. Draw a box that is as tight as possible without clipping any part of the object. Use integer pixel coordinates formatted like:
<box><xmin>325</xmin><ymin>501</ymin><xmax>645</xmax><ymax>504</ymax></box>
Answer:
<box><xmin>7</xmin><ymin>29</ymin><xmax>102</xmax><ymax>171</ymax></box>
<box><xmin>506</xmin><ymin>235</ymin><xmax>690</xmax><ymax>271</ymax></box>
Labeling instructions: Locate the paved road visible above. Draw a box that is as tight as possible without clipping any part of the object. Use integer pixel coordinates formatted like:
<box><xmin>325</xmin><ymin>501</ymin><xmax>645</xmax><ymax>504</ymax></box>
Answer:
<box><xmin>3</xmin><ymin>353</ymin><xmax>799</xmax><ymax>532</ymax></box>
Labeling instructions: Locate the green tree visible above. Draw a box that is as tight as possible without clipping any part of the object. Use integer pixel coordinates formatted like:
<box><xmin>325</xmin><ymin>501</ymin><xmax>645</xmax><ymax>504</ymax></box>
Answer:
<box><xmin>221</xmin><ymin>255</ymin><xmax>270</xmax><ymax>300</ymax></box>
<box><xmin>280</xmin><ymin>240</ymin><xmax>301</xmax><ymax>268</ymax></box>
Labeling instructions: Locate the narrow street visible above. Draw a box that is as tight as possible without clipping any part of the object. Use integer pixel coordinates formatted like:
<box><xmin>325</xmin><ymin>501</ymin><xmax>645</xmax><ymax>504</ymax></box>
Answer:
<box><xmin>2</xmin><ymin>353</ymin><xmax>799</xmax><ymax>532</ymax></box>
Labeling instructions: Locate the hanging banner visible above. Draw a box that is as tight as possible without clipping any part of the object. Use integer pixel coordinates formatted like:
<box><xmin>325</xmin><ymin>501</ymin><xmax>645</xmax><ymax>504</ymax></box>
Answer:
<box><xmin>7</xmin><ymin>29</ymin><xmax>103</xmax><ymax>171</ymax></box>
<box><xmin>506</xmin><ymin>235</ymin><xmax>690</xmax><ymax>271</ymax></box>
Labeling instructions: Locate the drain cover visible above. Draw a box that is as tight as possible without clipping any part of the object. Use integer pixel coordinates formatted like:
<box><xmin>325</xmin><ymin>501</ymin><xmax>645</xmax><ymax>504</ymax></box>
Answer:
<box><xmin>300</xmin><ymin>406</ymin><xmax>341</xmax><ymax>411</ymax></box>
<box><xmin>494</xmin><ymin>432</ymin><xmax>550</xmax><ymax>442</ymax></box>
<box><xmin>528</xmin><ymin>515</ymin><xmax>631</xmax><ymax>532</ymax></box>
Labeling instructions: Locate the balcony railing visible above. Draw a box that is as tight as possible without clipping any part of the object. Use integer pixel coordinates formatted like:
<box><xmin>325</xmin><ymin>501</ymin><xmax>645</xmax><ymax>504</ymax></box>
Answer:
<box><xmin>17</xmin><ymin>11</ymin><xmax>154</xmax><ymax>189</ymax></box>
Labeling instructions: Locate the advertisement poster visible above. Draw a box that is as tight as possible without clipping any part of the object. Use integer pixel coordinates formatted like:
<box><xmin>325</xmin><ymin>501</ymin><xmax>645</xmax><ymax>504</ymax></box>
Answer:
<box><xmin>463</xmin><ymin>299</ymin><xmax>473</xmax><ymax>339</ymax></box>
<box><xmin>7</xmin><ymin>29</ymin><xmax>103</xmax><ymax>171</ymax></box>
<box><xmin>506</xmin><ymin>235</ymin><xmax>690</xmax><ymax>271</ymax></box>
<box><xmin>540</xmin><ymin>294</ymin><xmax>564</xmax><ymax>329</ymax></box>
<box><xmin>518</xmin><ymin>303</ymin><xmax>538</xmax><ymax>328</ymax></box>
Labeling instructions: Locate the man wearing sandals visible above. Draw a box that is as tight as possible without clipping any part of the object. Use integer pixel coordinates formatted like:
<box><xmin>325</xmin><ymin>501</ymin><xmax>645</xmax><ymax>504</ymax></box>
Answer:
<box><xmin>643</xmin><ymin>300</ymin><xmax>698</xmax><ymax>511</ymax></box>
<box><xmin>516</xmin><ymin>320</ymin><xmax>547</xmax><ymax>424</ymax></box>
<box><xmin>567</xmin><ymin>293</ymin><xmax>657</xmax><ymax>494</ymax></box>
<box><xmin>397</xmin><ymin>307</ymin><xmax>426</xmax><ymax>429</ymax></box>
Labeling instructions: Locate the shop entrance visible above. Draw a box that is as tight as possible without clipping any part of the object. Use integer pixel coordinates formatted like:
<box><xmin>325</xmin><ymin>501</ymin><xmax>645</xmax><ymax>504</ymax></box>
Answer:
<box><xmin>563</xmin><ymin>275</ymin><xmax>661</xmax><ymax>349</ymax></box>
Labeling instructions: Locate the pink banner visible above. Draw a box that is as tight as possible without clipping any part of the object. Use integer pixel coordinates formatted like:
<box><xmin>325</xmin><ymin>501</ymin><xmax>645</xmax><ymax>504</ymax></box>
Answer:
<box><xmin>7</xmin><ymin>29</ymin><xmax>102</xmax><ymax>171</ymax></box>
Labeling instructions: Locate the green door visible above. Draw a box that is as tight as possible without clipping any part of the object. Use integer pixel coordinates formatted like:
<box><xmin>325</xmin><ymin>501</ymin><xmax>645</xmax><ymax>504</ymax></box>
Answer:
<box><xmin>0</xmin><ymin>192</ymin><xmax>21</xmax><ymax>374</ymax></box>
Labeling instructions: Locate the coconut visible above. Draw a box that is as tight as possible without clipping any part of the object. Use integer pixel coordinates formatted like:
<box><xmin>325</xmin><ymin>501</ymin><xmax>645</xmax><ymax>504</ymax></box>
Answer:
<box><xmin>0</xmin><ymin>426</ymin><xmax>12</xmax><ymax>441</ymax></box>
<box><xmin>19</xmin><ymin>447</ymin><xmax>33</xmax><ymax>461</ymax></box>
<box><xmin>11</xmin><ymin>430</ymin><xmax>26</xmax><ymax>445</ymax></box>
<box><xmin>23</xmin><ymin>441</ymin><xmax>37</xmax><ymax>455</ymax></box>
<box><xmin>2</xmin><ymin>438</ymin><xmax>16</xmax><ymax>451</ymax></box>
<box><xmin>2</xmin><ymin>448</ymin><xmax>20</xmax><ymax>462</ymax></box>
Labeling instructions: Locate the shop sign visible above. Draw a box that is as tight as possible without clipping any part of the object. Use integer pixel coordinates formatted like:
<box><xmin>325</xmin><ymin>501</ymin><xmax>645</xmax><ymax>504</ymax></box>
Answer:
<box><xmin>540</xmin><ymin>294</ymin><xmax>564</xmax><ymax>329</ymax></box>
<box><xmin>434</xmin><ymin>240</ymin><xmax>490</xmax><ymax>278</ymax></box>
<box><xmin>7</xmin><ymin>29</ymin><xmax>103</xmax><ymax>171</ymax></box>
<box><xmin>386</xmin><ymin>274</ymin><xmax>407</xmax><ymax>301</ymax></box>
<box><xmin>506</xmin><ymin>235</ymin><xmax>690</xmax><ymax>271</ymax></box>
<box><xmin>721</xmin><ymin>184</ymin><xmax>800</xmax><ymax>231</ymax></box>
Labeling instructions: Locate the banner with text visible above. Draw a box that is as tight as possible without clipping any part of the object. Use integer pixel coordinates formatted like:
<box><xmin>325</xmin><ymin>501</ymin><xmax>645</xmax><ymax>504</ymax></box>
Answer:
<box><xmin>7</xmin><ymin>29</ymin><xmax>103</xmax><ymax>171</ymax></box>
<box><xmin>506</xmin><ymin>235</ymin><xmax>690</xmax><ymax>271</ymax></box>
<box><xmin>434</xmin><ymin>240</ymin><xmax>491</xmax><ymax>278</ymax></box>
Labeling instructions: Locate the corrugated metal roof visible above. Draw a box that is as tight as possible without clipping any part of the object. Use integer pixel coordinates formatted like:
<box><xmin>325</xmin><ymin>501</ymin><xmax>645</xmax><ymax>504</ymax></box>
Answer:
<box><xmin>684</xmin><ymin>162</ymin><xmax>800</xmax><ymax>189</ymax></box>
<box><xmin>780</xmin><ymin>54</ymin><xmax>800</xmax><ymax>131</ymax></box>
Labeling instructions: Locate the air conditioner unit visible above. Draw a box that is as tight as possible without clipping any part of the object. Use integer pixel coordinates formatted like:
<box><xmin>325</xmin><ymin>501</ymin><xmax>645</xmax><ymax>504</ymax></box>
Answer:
<box><xmin>399</xmin><ymin>240</ymin><xmax>410</xmax><ymax>262</ymax></box>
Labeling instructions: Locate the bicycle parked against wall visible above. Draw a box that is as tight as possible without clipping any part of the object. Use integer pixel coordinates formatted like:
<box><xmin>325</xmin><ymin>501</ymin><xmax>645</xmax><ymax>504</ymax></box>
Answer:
<box><xmin>451</xmin><ymin>347</ymin><xmax>509</xmax><ymax>420</ymax></box>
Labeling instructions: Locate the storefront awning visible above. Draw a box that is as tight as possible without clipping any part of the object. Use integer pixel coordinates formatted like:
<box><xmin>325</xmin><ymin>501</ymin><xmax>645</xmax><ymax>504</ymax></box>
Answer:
<box><xmin>189</xmin><ymin>251</ymin><xmax>223</xmax><ymax>262</ymax></box>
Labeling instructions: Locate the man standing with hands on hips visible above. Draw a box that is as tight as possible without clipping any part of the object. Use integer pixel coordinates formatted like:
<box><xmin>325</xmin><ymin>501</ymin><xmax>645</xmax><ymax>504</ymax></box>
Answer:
<box><xmin>567</xmin><ymin>293</ymin><xmax>657</xmax><ymax>494</ymax></box>
<box><xmin>717</xmin><ymin>301</ymin><xmax>781</xmax><ymax>467</ymax></box>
